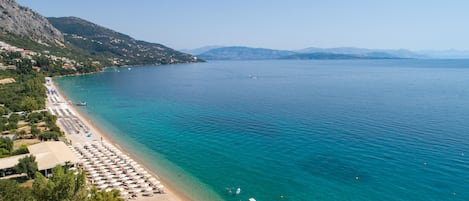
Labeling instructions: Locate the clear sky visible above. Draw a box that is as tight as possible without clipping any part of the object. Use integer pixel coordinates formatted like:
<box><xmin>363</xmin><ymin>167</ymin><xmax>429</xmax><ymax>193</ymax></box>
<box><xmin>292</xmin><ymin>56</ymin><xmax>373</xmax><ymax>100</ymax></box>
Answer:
<box><xmin>17</xmin><ymin>0</ymin><xmax>469</xmax><ymax>50</ymax></box>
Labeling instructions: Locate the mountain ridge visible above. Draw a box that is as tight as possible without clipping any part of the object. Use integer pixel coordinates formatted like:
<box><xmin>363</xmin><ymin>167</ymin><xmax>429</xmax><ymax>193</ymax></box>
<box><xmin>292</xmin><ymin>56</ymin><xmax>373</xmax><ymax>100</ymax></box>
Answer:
<box><xmin>0</xmin><ymin>0</ymin><xmax>201</xmax><ymax>71</ymax></box>
<box><xmin>196</xmin><ymin>46</ymin><xmax>412</xmax><ymax>60</ymax></box>
<box><xmin>0</xmin><ymin>0</ymin><xmax>63</xmax><ymax>45</ymax></box>
<box><xmin>47</xmin><ymin>16</ymin><xmax>201</xmax><ymax>66</ymax></box>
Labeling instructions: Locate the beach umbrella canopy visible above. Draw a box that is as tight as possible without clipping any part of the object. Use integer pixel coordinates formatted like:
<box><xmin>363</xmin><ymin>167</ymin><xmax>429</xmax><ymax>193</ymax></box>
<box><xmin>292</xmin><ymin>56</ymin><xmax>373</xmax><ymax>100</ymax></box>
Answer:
<box><xmin>157</xmin><ymin>184</ymin><xmax>164</xmax><ymax>189</ymax></box>
<box><xmin>145</xmin><ymin>187</ymin><xmax>152</xmax><ymax>192</ymax></box>
<box><xmin>112</xmin><ymin>182</ymin><xmax>122</xmax><ymax>187</ymax></box>
<box><xmin>120</xmin><ymin>191</ymin><xmax>128</xmax><ymax>196</ymax></box>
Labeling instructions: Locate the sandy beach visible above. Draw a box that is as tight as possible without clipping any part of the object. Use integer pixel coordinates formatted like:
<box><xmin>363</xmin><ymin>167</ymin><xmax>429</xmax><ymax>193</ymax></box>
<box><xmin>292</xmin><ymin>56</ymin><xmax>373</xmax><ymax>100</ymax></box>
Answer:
<box><xmin>45</xmin><ymin>77</ymin><xmax>190</xmax><ymax>201</ymax></box>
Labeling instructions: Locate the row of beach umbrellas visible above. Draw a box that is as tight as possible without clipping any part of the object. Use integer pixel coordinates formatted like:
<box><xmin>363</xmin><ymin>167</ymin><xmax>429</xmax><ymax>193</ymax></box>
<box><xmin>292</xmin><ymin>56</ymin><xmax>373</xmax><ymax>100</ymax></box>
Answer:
<box><xmin>70</xmin><ymin>141</ymin><xmax>164</xmax><ymax>198</ymax></box>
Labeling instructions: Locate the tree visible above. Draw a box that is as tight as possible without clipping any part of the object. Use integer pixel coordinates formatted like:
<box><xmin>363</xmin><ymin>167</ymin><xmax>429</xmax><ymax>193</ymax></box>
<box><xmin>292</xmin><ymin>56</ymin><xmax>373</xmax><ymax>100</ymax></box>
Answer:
<box><xmin>14</xmin><ymin>155</ymin><xmax>38</xmax><ymax>179</ymax></box>
<box><xmin>0</xmin><ymin>179</ymin><xmax>34</xmax><ymax>201</ymax></box>
<box><xmin>21</xmin><ymin>96</ymin><xmax>40</xmax><ymax>112</ymax></box>
<box><xmin>0</xmin><ymin>137</ymin><xmax>13</xmax><ymax>157</ymax></box>
<box><xmin>17</xmin><ymin>130</ymin><xmax>27</xmax><ymax>139</ymax></box>
<box><xmin>11</xmin><ymin>144</ymin><xmax>29</xmax><ymax>155</ymax></box>
<box><xmin>90</xmin><ymin>188</ymin><xmax>124</xmax><ymax>201</ymax></box>
<box><xmin>32</xmin><ymin>166</ymin><xmax>89</xmax><ymax>201</ymax></box>
<box><xmin>30</xmin><ymin>125</ymin><xmax>41</xmax><ymax>137</ymax></box>
<box><xmin>28</xmin><ymin>112</ymin><xmax>44</xmax><ymax>123</ymax></box>
<box><xmin>38</xmin><ymin>131</ymin><xmax>59</xmax><ymax>141</ymax></box>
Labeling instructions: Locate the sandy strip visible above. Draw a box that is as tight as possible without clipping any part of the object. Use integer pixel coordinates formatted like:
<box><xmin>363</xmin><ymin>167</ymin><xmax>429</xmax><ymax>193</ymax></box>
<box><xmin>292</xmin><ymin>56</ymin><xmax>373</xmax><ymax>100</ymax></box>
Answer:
<box><xmin>46</xmin><ymin>78</ymin><xmax>191</xmax><ymax>201</ymax></box>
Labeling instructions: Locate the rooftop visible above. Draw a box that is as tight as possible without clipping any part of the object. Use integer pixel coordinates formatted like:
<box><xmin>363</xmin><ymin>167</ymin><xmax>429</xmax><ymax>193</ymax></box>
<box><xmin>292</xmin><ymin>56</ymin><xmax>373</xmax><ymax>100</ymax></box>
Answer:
<box><xmin>0</xmin><ymin>154</ymin><xmax>30</xmax><ymax>170</ymax></box>
<box><xmin>28</xmin><ymin>141</ymin><xmax>80</xmax><ymax>170</ymax></box>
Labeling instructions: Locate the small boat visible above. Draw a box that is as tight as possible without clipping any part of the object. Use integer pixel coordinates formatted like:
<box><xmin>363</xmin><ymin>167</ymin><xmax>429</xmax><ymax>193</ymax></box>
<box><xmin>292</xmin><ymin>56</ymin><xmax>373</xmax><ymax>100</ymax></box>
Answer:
<box><xmin>236</xmin><ymin>188</ymin><xmax>241</xmax><ymax>195</ymax></box>
<box><xmin>76</xmin><ymin>101</ymin><xmax>87</xmax><ymax>106</ymax></box>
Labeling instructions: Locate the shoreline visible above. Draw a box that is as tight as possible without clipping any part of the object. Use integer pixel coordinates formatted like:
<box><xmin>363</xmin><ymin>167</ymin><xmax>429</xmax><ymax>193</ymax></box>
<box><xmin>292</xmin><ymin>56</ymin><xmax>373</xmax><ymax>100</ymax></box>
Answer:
<box><xmin>48</xmin><ymin>78</ymin><xmax>192</xmax><ymax>201</ymax></box>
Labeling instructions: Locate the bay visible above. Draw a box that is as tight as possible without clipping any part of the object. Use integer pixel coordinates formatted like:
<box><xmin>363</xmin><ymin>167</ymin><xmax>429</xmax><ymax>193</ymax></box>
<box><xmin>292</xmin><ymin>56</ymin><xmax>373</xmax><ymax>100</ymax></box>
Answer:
<box><xmin>56</xmin><ymin>60</ymin><xmax>469</xmax><ymax>201</ymax></box>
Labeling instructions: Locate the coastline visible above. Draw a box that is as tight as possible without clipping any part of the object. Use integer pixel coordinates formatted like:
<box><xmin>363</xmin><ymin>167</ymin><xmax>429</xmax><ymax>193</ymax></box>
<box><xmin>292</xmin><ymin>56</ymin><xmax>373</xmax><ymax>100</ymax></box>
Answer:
<box><xmin>48</xmin><ymin>78</ymin><xmax>192</xmax><ymax>201</ymax></box>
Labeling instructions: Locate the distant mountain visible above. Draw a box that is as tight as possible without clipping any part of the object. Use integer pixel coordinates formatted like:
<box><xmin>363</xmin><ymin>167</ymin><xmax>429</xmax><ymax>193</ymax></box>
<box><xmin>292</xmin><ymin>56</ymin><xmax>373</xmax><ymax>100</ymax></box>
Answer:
<box><xmin>197</xmin><ymin>46</ymin><xmax>410</xmax><ymax>60</ymax></box>
<box><xmin>180</xmin><ymin>46</ymin><xmax>223</xmax><ymax>55</ymax></box>
<box><xmin>0</xmin><ymin>0</ymin><xmax>64</xmax><ymax>46</ymax></box>
<box><xmin>417</xmin><ymin>50</ymin><xmax>469</xmax><ymax>59</ymax></box>
<box><xmin>297</xmin><ymin>47</ymin><xmax>424</xmax><ymax>59</ymax></box>
<box><xmin>197</xmin><ymin>46</ymin><xmax>296</xmax><ymax>60</ymax></box>
<box><xmin>48</xmin><ymin>17</ymin><xmax>201</xmax><ymax>66</ymax></box>
<box><xmin>281</xmin><ymin>52</ymin><xmax>401</xmax><ymax>60</ymax></box>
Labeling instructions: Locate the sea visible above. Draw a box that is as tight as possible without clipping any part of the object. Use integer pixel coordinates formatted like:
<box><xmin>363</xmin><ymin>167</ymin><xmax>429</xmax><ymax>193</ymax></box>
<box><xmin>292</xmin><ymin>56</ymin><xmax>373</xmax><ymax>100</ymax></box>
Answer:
<box><xmin>55</xmin><ymin>60</ymin><xmax>469</xmax><ymax>201</ymax></box>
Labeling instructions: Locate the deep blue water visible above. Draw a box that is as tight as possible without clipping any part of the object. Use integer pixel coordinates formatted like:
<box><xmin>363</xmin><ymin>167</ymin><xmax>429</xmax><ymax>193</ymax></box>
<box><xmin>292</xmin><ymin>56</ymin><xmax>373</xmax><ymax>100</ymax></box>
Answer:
<box><xmin>56</xmin><ymin>60</ymin><xmax>469</xmax><ymax>201</ymax></box>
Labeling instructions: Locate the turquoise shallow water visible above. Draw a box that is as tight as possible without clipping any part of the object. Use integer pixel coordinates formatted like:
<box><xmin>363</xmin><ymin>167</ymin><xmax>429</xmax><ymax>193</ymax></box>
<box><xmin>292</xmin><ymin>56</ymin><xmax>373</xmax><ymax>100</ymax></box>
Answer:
<box><xmin>56</xmin><ymin>60</ymin><xmax>469</xmax><ymax>201</ymax></box>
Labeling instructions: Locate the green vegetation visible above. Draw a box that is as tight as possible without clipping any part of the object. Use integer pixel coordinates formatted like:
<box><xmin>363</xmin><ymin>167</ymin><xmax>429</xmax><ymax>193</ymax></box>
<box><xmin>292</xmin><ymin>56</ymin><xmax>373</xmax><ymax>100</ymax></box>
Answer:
<box><xmin>11</xmin><ymin>144</ymin><xmax>29</xmax><ymax>155</ymax></box>
<box><xmin>14</xmin><ymin>155</ymin><xmax>38</xmax><ymax>179</ymax></box>
<box><xmin>0</xmin><ymin>179</ymin><xmax>35</xmax><ymax>201</ymax></box>
<box><xmin>47</xmin><ymin>17</ymin><xmax>201</xmax><ymax>66</ymax></box>
<box><xmin>0</xmin><ymin>137</ymin><xmax>13</xmax><ymax>157</ymax></box>
<box><xmin>38</xmin><ymin>131</ymin><xmax>60</xmax><ymax>141</ymax></box>
<box><xmin>0</xmin><ymin>165</ymin><xmax>123</xmax><ymax>201</ymax></box>
<box><xmin>0</xmin><ymin>68</ymin><xmax>45</xmax><ymax>112</ymax></box>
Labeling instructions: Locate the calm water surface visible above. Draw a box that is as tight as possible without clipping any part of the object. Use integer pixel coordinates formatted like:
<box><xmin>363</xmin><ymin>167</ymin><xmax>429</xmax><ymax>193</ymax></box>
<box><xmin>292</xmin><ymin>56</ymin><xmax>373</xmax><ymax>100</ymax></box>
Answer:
<box><xmin>56</xmin><ymin>60</ymin><xmax>469</xmax><ymax>201</ymax></box>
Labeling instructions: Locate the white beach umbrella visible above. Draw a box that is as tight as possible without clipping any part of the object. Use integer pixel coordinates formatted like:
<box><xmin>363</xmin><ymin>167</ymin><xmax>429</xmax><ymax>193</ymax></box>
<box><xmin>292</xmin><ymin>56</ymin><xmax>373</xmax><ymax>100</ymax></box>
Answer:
<box><xmin>145</xmin><ymin>187</ymin><xmax>152</xmax><ymax>192</ymax></box>
<box><xmin>120</xmin><ymin>176</ymin><xmax>129</xmax><ymax>180</ymax></box>
<box><xmin>157</xmin><ymin>184</ymin><xmax>164</xmax><ymax>189</ymax></box>
<box><xmin>119</xmin><ymin>191</ymin><xmax>128</xmax><ymax>196</ymax></box>
<box><xmin>123</xmin><ymin>166</ymin><xmax>132</xmax><ymax>170</ymax></box>
<box><xmin>105</xmin><ymin>188</ymin><xmax>112</xmax><ymax>192</ymax></box>
<box><xmin>96</xmin><ymin>180</ymin><xmax>105</xmax><ymax>185</ymax></box>
<box><xmin>112</xmin><ymin>182</ymin><xmax>122</xmax><ymax>187</ymax></box>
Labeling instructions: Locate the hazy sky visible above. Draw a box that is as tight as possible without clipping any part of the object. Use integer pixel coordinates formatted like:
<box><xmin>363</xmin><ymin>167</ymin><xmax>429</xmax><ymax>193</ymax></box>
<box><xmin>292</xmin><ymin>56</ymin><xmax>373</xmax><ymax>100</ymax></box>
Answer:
<box><xmin>18</xmin><ymin>0</ymin><xmax>469</xmax><ymax>50</ymax></box>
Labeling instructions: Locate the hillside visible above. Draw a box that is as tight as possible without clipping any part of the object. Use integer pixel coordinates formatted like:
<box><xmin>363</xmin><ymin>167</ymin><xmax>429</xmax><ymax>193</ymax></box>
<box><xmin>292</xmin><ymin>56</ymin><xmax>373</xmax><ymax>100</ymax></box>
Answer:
<box><xmin>48</xmin><ymin>17</ymin><xmax>201</xmax><ymax>66</ymax></box>
<box><xmin>0</xmin><ymin>0</ymin><xmax>63</xmax><ymax>45</ymax></box>
<box><xmin>0</xmin><ymin>0</ymin><xmax>200</xmax><ymax>71</ymax></box>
